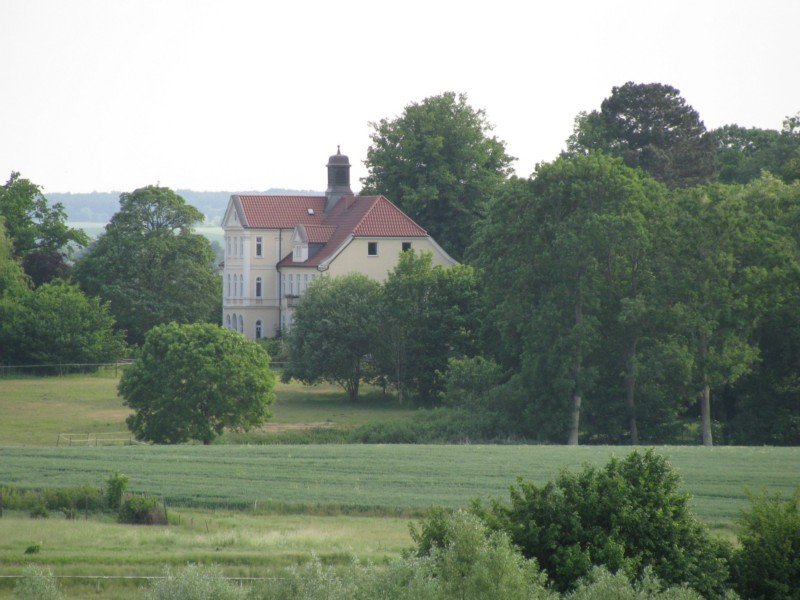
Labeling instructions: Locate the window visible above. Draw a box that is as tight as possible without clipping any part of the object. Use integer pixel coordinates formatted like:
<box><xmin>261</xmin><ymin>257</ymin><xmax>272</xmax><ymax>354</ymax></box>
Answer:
<box><xmin>226</xmin><ymin>237</ymin><xmax>231</xmax><ymax>257</ymax></box>
<box><xmin>255</xmin><ymin>236</ymin><xmax>262</xmax><ymax>257</ymax></box>
<box><xmin>255</xmin><ymin>277</ymin><xmax>262</xmax><ymax>298</ymax></box>
<box><xmin>255</xmin><ymin>320</ymin><xmax>262</xmax><ymax>339</ymax></box>
<box><xmin>402</xmin><ymin>242</ymin><xmax>412</xmax><ymax>252</ymax></box>
<box><xmin>281</xmin><ymin>273</ymin><xmax>286</xmax><ymax>295</ymax></box>
<box><xmin>226</xmin><ymin>274</ymin><xmax>231</xmax><ymax>297</ymax></box>
<box><xmin>368</xmin><ymin>241</ymin><xmax>378</xmax><ymax>256</ymax></box>
<box><xmin>232</xmin><ymin>312</ymin><xmax>237</xmax><ymax>329</ymax></box>
<box><xmin>239</xmin><ymin>237</ymin><xmax>244</xmax><ymax>257</ymax></box>
<box><xmin>303</xmin><ymin>274</ymin><xmax>309</xmax><ymax>293</ymax></box>
<box><xmin>226</xmin><ymin>314</ymin><xmax>231</xmax><ymax>329</ymax></box>
<box><xmin>288</xmin><ymin>274</ymin><xmax>294</xmax><ymax>295</ymax></box>
<box><xmin>239</xmin><ymin>275</ymin><xmax>244</xmax><ymax>297</ymax></box>
<box><xmin>238</xmin><ymin>315</ymin><xmax>244</xmax><ymax>333</ymax></box>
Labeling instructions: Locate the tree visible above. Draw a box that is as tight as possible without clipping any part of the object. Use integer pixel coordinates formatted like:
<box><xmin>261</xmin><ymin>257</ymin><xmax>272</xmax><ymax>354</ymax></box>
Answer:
<box><xmin>120</xmin><ymin>322</ymin><xmax>275</xmax><ymax>444</ymax></box>
<box><xmin>362</xmin><ymin>92</ymin><xmax>513</xmax><ymax>260</ymax></box>
<box><xmin>0</xmin><ymin>217</ymin><xmax>28</xmax><ymax>300</ymax></box>
<box><xmin>73</xmin><ymin>186</ymin><xmax>220</xmax><ymax>345</ymax></box>
<box><xmin>0</xmin><ymin>172</ymin><xmax>88</xmax><ymax>284</ymax></box>
<box><xmin>0</xmin><ymin>281</ymin><xmax>125</xmax><ymax>368</ymax></box>
<box><xmin>568</xmin><ymin>82</ymin><xmax>717</xmax><ymax>188</ymax></box>
<box><xmin>473</xmin><ymin>154</ymin><xmax>666</xmax><ymax>444</ymax></box>
<box><xmin>282</xmin><ymin>273</ymin><xmax>383</xmax><ymax>402</ymax></box>
<box><xmin>733</xmin><ymin>490</ymin><xmax>800</xmax><ymax>599</ymax></box>
<box><xmin>377</xmin><ymin>250</ymin><xmax>479</xmax><ymax>404</ymax></box>
<box><xmin>474</xmin><ymin>450</ymin><xmax>730</xmax><ymax>596</ymax></box>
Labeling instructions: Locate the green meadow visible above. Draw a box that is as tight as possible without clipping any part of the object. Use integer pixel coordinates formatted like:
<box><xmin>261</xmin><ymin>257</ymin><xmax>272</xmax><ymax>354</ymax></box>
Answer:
<box><xmin>1</xmin><ymin>372</ymin><xmax>798</xmax><ymax>598</ymax></box>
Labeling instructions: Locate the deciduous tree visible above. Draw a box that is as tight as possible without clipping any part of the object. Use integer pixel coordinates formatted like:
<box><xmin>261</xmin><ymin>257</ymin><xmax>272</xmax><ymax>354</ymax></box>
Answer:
<box><xmin>73</xmin><ymin>186</ymin><xmax>220</xmax><ymax>345</ymax></box>
<box><xmin>120</xmin><ymin>322</ymin><xmax>275</xmax><ymax>444</ymax></box>
<box><xmin>282</xmin><ymin>273</ymin><xmax>383</xmax><ymax>402</ymax></box>
<box><xmin>362</xmin><ymin>92</ymin><xmax>513</xmax><ymax>260</ymax></box>
<box><xmin>0</xmin><ymin>172</ymin><xmax>88</xmax><ymax>284</ymax></box>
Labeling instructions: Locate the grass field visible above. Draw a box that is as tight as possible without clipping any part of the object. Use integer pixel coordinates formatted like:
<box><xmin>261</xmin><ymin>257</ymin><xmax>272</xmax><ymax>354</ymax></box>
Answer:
<box><xmin>0</xmin><ymin>509</ymin><xmax>411</xmax><ymax>599</ymax></box>
<box><xmin>0</xmin><ymin>372</ymin><xmax>414</xmax><ymax>446</ymax></box>
<box><xmin>1</xmin><ymin>373</ymin><xmax>798</xmax><ymax>598</ymax></box>
<box><xmin>1</xmin><ymin>444</ymin><xmax>797</xmax><ymax>532</ymax></box>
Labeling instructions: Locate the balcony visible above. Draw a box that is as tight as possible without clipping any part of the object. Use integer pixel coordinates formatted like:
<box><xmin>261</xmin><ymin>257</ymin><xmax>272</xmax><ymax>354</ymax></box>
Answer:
<box><xmin>285</xmin><ymin>294</ymin><xmax>301</xmax><ymax>308</ymax></box>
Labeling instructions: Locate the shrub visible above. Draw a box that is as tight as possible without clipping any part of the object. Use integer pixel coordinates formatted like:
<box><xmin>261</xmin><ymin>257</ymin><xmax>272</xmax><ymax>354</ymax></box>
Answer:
<box><xmin>105</xmin><ymin>472</ymin><xmax>128</xmax><ymax>510</ymax></box>
<box><xmin>119</xmin><ymin>495</ymin><xmax>166</xmax><ymax>525</ymax></box>
<box><xmin>566</xmin><ymin>567</ymin><xmax>705</xmax><ymax>600</ymax></box>
<box><xmin>14</xmin><ymin>565</ymin><xmax>64</xmax><ymax>600</ymax></box>
<box><xmin>733</xmin><ymin>489</ymin><xmax>800</xmax><ymax>600</ymax></box>
<box><xmin>29</xmin><ymin>503</ymin><xmax>48</xmax><ymax>519</ymax></box>
<box><xmin>473</xmin><ymin>449</ymin><xmax>730</xmax><ymax>596</ymax></box>
<box><xmin>144</xmin><ymin>564</ymin><xmax>247</xmax><ymax>600</ymax></box>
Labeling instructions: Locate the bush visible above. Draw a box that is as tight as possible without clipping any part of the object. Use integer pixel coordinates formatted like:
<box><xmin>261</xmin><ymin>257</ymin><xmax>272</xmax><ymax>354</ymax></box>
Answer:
<box><xmin>14</xmin><ymin>565</ymin><xmax>64</xmax><ymax>600</ymax></box>
<box><xmin>0</xmin><ymin>484</ymin><xmax>103</xmax><ymax>513</ymax></box>
<box><xmin>473</xmin><ymin>449</ymin><xmax>730</xmax><ymax>596</ymax></box>
<box><xmin>733</xmin><ymin>489</ymin><xmax>800</xmax><ymax>600</ymax></box>
<box><xmin>119</xmin><ymin>495</ymin><xmax>166</xmax><ymax>525</ymax></box>
<box><xmin>566</xmin><ymin>567</ymin><xmax>705</xmax><ymax>600</ymax></box>
<box><xmin>144</xmin><ymin>564</ymin><xmax>247</xmax><ymax>600</ymax></box>
<box><xmin>105</xmin><ymin>472</ymin><xmax>128</xmax><ymax>510</ymax></box>
<box><xmin>29</xmin><ymin>503</ymin><xmax>48</xmax><ymax>519</ymax></box>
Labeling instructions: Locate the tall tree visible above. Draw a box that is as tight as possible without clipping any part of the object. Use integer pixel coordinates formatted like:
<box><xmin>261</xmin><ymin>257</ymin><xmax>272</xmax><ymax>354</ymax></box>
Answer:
<box><xmin>568</xmin><ymin>82</ymin><xmax>717</xmax><ymax>188</ymax></box>
<box><xmin>282</xmin><ymin>273</ymin><xmax>383</xmax><ymax>402</ymax></box>
<box><xmin>377</xmin><ymin>250</ymin><xmax>479</xmax><ymax>404</ymax></box>
<box><xmin>0</xmin><ymin>172</ymin><xmax>88</xmax><ymax>284</ymax></box>
<box><xmin>474</xmin><ymin>154</ymin><xmax>666</xmax><ymax>444</ymax></box>
<box><xmin>659</xmin><ymin>183</ymin><xmax>783</xmax><ymax>445</ymax></box>
<box><xmin>73</xmin><ymin>186</ymin><xmax>220</xmax><ymax>345</ymax></box>
<box><xmin>362</xmin><ymin>92</ymin><xmax>513</xmax><ymax>260</ymax></box>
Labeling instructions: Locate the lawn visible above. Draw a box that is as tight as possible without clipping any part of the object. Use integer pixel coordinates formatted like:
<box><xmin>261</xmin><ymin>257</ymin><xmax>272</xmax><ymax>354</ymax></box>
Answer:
<box><xmin>0</xmin><ymin>373</ymin><xmax>415</xmax><ymax>446</ymax></box>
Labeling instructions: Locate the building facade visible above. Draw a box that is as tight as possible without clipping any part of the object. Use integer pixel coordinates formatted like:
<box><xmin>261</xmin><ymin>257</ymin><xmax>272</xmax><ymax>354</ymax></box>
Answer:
<box><xmin>221</xmin><ymin>149</ymin><xmax>455</xmax><ymax>339</ymax></box>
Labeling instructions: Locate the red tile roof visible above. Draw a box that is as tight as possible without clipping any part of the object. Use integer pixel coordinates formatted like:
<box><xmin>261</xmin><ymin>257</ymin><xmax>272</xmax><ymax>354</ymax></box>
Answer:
<box><xmin>233</xmin><ymin>194</ymin><xmax>428</xmax><ymax>269</ymax></box>
<box><xmin>236</xmin><ymin>195</ymin><xmax>326</xmax><ymax>228</ymax></box>
<box><xmin>303</xmin><ymin>225</ymin><xmax>336</xmax><ymax>243</ymax></box>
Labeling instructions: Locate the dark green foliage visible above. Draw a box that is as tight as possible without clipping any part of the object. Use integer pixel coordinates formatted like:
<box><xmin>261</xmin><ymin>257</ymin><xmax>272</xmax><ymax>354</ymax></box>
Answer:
<box><xmin>377</xmin><ymin>250</ymin><xmax>479</xmax><ymax>405</ymax></box>
<box><xmin>145</xmin><ymin>564</ymin><xmax>247</xmax><ymax>600</ymax></box>
<box><xmin>362</xmin><ymin>92</ymin><xmax>513</xmax><ymax>260</ymax></box>
<box><xmin>120</xmin><ymin>322</ymin><xmax>275</xmax><ymax>444</ymax></box>
<box><xmin>29</xmin><ymin>503</ymin><xmax>49</xmax><ymax>519</ymax></box>
<box><xmin>474</xmin><ymin>450</ymin><xmax>730</xmax><ymax>596</ymax></box>
<box><xmin>568</xmin><ymin>82</ymin><xmax>717</xmax><ymax>188</ymax></box>
<box><xmin>282</xmin><ymin>273</ymin><xmax>383</xmax><ymax>402</ymax></box>
<box><xmin>733</xmin><ymin>490</ymin><xmax>800</xmax><ymax>600</ymax></box>
<box><xmin>73</xmin><ymin>185</ymin><xmax>220</xmax><ymax>346</ymax></box>
<box><xmin>0</xmin><ymin>172</ymin><xmax>88</xmax><ymax>284</ymax></box>
<box><xmin>24</xmin><ymin>544</ymin><xmax>40</xmax><ymax>554</ymax></box>
<box><xmin>105</xmin><ymin>472</ymin><xmax>128</xmax><ymax>510</ymax></box>
<box><xmin>118</xmin><ymin>495</ymin><xmax>165</xmax><ymax>525</ymax></box>
<box><xmin>0</xmin><ymin>280</ymin><xmax>126</xmax><ymax>369</ymax></box>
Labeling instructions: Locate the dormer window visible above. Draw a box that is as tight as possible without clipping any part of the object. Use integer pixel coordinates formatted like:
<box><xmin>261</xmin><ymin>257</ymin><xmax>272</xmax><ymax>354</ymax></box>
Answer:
<box><xmin>293</xmin><ymin>243</ymin><xmax>308</xmax><ymax>262</ymax></box>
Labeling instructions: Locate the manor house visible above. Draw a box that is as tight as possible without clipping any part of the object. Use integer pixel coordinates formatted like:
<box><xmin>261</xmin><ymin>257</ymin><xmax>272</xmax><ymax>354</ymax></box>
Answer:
<box><xmin>221</xmin><ymin>149</ymin><xmax>455</xmax><ymax>339</ymax></box>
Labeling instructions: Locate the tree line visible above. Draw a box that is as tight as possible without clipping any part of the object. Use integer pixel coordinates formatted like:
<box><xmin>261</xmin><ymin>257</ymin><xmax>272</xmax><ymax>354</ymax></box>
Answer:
<box><xmin>292</xmin><ymin>83</ymin><xmax>800</xmax><ymax>447</ymax></box>
<box><xmin>2</xmin><ymin>81</ymin><xmax>798</xmax><ymax>447</ymax></box>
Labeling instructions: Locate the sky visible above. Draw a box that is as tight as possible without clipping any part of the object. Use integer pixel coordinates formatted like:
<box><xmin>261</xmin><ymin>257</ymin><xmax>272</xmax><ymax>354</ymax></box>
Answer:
<box><xmin>2</xmin><ymin>0</ymin><xmax>799</xmax><ymax>194</ymax></box>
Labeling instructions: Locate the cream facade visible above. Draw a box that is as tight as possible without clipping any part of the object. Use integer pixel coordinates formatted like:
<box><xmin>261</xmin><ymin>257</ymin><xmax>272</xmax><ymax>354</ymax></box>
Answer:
<box><xmin>221</xmin><ymin>150</ymin><xmax>456</xmax><ymax>340</ymax></box>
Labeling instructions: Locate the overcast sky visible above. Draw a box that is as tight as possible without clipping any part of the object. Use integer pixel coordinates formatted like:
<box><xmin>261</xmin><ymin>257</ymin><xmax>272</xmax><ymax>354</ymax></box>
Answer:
<box><xmin>2</xmin><ymin>0</ymin><xmax>798</xmax><ymax>195</ymax></box>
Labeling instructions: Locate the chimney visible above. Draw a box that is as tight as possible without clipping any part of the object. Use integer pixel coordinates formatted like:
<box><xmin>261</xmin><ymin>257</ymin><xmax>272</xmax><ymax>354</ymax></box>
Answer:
<box><xmin>325</xmin><ymin>146</ymin><xmax>352</xmax><ymax>213</ymax></box>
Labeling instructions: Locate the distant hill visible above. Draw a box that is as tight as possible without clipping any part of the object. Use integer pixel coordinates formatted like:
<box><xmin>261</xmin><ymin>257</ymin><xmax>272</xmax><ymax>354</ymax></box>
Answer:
<box><xmin>49</xmin><ymin>188</ymin><xmax>322</xmax><ymax>225</ymax></box>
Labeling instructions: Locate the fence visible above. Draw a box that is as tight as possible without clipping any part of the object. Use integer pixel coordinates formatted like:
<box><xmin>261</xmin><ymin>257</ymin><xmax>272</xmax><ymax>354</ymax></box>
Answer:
<box><xmin>56</xmin><ymin>432</ymin><xmax>143</xmax><ymax>447</ymax></box>
<box><xmin>0</xmin><ymin>360</ymin><xmax>133</xmax><ymax>377</ymax></box>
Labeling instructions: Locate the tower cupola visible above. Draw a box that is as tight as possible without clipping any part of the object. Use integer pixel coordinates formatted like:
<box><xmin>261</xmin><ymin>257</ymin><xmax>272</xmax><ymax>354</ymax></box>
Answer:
<box><xmin>325</xmin><ymin>146</ymin><xmax>352</xmax><ymax>213</ymax></box>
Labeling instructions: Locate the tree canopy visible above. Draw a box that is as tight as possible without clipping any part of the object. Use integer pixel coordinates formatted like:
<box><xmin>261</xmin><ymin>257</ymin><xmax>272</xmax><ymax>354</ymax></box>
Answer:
<box><xmin>362</xmin><ymin>92</ymin><xmax>513</xmax><ymax>260</ymax></box>
<box><xmin>120</xmin><ymin>322</ymin><xmax>275</xmax><ymax>444</ymax></box>
<box><xmin>0</xmin><ymin>172</ymin><xmax>88</xmax><ymax>285</ymax></box>
<box><xmin>282</xmin><ymin>273</ymin><xmax>383</xmax><ymax>402</ymax></box>
<box><xmin>568</xmin><ymin>82</ymin><xmax>717</xmax><ymax>188</ymax></box>
<box><xmin>73</xmin><ymin>186</ymin><xmax>220</xmax><ymax>345</ymax></box>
